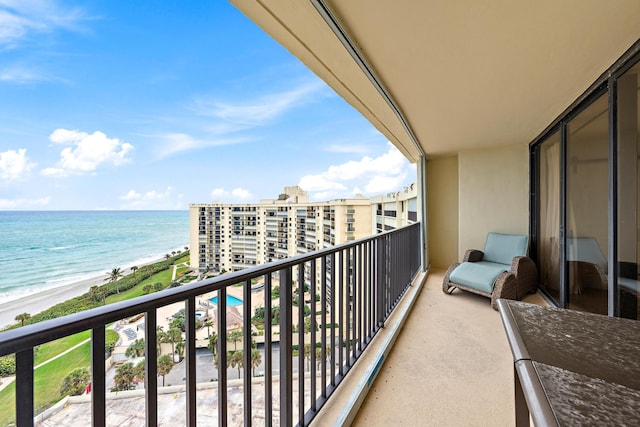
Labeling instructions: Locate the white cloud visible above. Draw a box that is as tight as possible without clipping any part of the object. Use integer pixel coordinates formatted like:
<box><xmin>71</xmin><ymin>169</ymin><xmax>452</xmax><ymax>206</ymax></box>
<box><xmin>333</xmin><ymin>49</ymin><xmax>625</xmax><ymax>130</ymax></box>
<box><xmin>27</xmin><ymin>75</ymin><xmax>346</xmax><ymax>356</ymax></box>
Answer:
<box><xmin>0</xmin><ymin>0</ymin><xmax>88</xmax><ymax>48</ymax></box>
<box><xmin>119</xmin><ymin>187</ymin><xmax>182</xmax><ymax>209</ymax></box>
<box><xmin>324</xmin><ymin>144</ymin><xmax>370</xmax><ymax>154</ymax></box>
<box><xmin>210</xmin><ymin>187</ymin><xmax>252</xmax><ymax>201</ymax></box>
<box><xmin>0</xmin><ymin>148</ymin><xmax>36</xmax><ymax>181</ymax></box>
<box><xmin>120</xmin><ymin>186</ymin><xmax>174</xmax><ymax>201</ymax></box>
<box><xmin>0</xmin><ymin>196</ymin><xmax>51</xmax><ymax>209</ymax></box>
<box><xmin>153</xmin><ymin>79</ymin><xmax>329</xmax><ymax>159</ymax></box>
<box><xmin>0</xmin><ymin>65</ymin><xmax>47</xmax><ymax>83</ymax></box>
<box><xmin>42</xmin><ymin>128</ymin><xmax>133</xmax><ymax>177</ymax></box>
<box><xmin>204</xmin><ymin>80</ymin><xmax>327</xmax><ymax>126</ymax></box>
<box><xmin>154</xmin><ymin>133</ymin><xmax>245</xmax><ymax>159</ymax></box>
<box><xmin>298</xmin><ymin>143</ymin><xmax>414</xmax><ymax>200</ymax></box>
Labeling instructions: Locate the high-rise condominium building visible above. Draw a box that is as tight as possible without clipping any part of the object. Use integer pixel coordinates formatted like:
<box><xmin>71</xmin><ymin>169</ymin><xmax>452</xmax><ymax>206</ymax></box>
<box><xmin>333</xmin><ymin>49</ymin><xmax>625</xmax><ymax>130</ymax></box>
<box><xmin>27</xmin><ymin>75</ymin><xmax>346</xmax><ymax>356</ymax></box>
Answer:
<box><xmin>190</xmin><ymin>186</ymin><xmax>374</xmax><ymax>274</ymax></box>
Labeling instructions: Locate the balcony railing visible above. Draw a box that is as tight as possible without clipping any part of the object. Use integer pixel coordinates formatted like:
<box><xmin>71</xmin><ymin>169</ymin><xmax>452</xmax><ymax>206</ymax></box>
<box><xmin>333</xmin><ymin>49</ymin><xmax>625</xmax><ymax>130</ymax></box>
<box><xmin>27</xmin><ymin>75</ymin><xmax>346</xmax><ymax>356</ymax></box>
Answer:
<box><xmin>0</xmin><ymin>223</ymin><xmax>421</xmax><ymax>426</ymax></box>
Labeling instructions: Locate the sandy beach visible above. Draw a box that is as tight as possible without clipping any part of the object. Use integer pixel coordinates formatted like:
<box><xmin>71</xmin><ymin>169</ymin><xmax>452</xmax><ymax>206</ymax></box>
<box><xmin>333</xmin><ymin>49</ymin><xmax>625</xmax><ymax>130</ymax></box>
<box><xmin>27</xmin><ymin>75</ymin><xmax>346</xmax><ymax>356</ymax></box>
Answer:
<box><xmin>0</xmin><ymin>264</ymin><xmax>165</xmax><ymax>330</ymax></box>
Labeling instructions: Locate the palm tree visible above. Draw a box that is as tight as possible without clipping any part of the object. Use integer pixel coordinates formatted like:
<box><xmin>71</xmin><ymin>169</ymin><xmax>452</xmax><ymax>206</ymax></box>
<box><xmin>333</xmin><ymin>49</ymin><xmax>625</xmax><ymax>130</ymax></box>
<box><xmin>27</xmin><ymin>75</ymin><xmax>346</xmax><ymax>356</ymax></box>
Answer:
<box><xmin>229</xmin><ymin>350</ymin><xmax>243</xmax><ymax>379</ymax></box>
<box><xmin>14</xmin><ymin>312</ymin><xmax>30</xmax><ymax>326</ymax></box>
<box><xmin>228</xmin><ymin>329</ymin><xmax>243</xmax><ymax>350</ymax></box>
<box><xmin>131</xmin><ymin>266</ymin><xmax>138</xmax><ymax>277</ymax></box>
<box><xmin>251</xmin><ymin>348</ymin><xmax>262</xmax><ymax>376</ymax></box>
<box><xmin>164</xmin><ymin>326</ymin><xmax>182</xmax><ymax>359</ymax></box>
<box><xmin>156</xmin><ymin>326</ymin><xmax>166</xmax><ymax>355</ymax></box>
<box><xmin>113</xmin><ymin>362</ymin><xmax>136</xmax><ymax>391</ymax></box>
<box><xmin>303</xmin><ymin>343</ymin><xmax>312</xmax><ymax>371</ymax></box>
<box><xmin>207</xmin><ymin>331</ymin><xmax>218</xmax><ymax>357</ymax></box>
<box><xmin>176</xmin><ymin>341</ymin><xmax>185</xmax><ymax>361</ymax></box>
<box><xmin>125</xmin><ymin>338</ymin><xmax>145</xmax><ymax>358</ymax></box>
<box><xmin>105</xmin><ymin>267</ymin><xmax>124</xmax><ymax>294</ymax></box>
<box><xmin>157</xmin><ymin>354</ymin><xmax>173</xmax><ymax>386</ymax></box>
<box><xmin>204</xmin><ymin>320</ymin><xmax>214</xmax><ymax>338</ymax></box>
<box><xmin>60</xmin><ymin>367</ymin><xmax>91</xmax><ymax>396</ymax></box>
<box><xmin>134</xmin><ymin>359</ymin><xmax>145</xmax><ymax>383</ymax></box>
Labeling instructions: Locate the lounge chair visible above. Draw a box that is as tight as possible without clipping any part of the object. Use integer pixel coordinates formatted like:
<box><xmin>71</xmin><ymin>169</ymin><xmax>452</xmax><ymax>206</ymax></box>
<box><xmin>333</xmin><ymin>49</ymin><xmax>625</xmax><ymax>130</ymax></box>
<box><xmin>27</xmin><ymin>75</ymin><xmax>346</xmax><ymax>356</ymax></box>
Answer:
<box><xmin>442</xmin><ymin>232</ymin><xmax>537</xmax><ymax>310</ymax></box>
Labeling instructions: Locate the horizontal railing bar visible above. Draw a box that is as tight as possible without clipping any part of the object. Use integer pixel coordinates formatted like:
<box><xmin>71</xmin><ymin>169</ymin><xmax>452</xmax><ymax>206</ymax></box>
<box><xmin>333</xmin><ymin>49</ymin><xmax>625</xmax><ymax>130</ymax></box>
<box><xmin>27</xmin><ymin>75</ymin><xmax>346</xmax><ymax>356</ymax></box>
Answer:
<box><xmin>0</xmin><ymin>223</ymin><xmax>419</xmax><ymax>357</ymax></box>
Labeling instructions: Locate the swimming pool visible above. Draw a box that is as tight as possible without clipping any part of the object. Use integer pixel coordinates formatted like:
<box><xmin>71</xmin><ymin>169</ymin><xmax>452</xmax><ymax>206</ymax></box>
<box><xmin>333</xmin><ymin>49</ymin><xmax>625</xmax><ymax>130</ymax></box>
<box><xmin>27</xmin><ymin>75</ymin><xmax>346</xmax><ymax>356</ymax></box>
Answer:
<box><xmin>209</xmin><ymin>295</ymin><xmax>243</xmax><ymax>306</ymax></box>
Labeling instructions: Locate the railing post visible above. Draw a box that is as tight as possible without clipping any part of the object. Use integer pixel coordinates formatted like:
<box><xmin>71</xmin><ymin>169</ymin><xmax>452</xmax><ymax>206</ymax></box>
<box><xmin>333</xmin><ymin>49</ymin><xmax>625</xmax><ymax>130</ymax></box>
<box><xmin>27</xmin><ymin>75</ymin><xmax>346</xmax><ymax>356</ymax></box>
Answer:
<box><xmin>145</xmin><ymin>311</ymin><xmax>158</xmax><ymax>427</ymax></box>
<box><xmin>15</xmin><ymin>349</ymin><xmax>34</xmax><ymax>427</ymax></box>
<box><xmin>218</xmin><ymin>288</ymin><xmax>228</xmax><ymax>425</ymax></box>
<box><xmin>91</xmin><ymin>326</ymin><xmax>105</xmax><ymax>427</ymax></box>
<box><xmin>376</xmin><ymin>236</ymin><xmax>385</xmax><ymax>328</ymax></box>
<box><xmin>280</xmin><ymin>266</ymin><xmax>293</xmax><ymax>426</ymax></box>
<box><xmin>243</xmin><ymin>279</ymin><xmax>252</xmax><ymax>425</ymax></box>
<box><xmin>185</xmin><ymin>297</ymin><xmax>197</xmax><ymax>426</ymax></box>
<box><xmin>297</xmin><ymin>263</ymin><xmax>305</xmax><ymax>424</ymax></box>
<box><xmin>265</xmin><ymin>273</ymin><xmax>273</xmax><ymax>426</ymax></box>
<box><xmin>310</xmin><ymin>259</ymin><xmax>317</xmax><ymax>409</ymax></box>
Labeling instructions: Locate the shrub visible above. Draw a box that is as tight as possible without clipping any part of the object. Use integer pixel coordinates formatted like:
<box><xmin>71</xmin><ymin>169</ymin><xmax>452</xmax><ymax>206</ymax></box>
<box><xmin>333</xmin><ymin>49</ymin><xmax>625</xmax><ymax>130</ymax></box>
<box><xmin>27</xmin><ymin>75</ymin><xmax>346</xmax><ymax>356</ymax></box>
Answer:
<box><xmin>0</xmin><ymin>355</ymin><xmax>16</xmax><ymax>377</ymax></box>
<box><xmin>105</xmin><ymin>329</ymin><xmax>120</xmax><ymax>356</ymax></box>
<box><xmin>60</xmin><ymin>367</ymin><xmax>90</xmax><ymax>396</ymax></box>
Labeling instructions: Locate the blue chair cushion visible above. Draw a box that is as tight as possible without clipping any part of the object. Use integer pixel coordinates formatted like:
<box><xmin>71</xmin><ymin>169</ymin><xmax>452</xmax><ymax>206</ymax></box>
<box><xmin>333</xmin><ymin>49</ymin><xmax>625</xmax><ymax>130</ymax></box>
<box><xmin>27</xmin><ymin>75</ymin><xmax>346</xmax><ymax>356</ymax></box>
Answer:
<box><xmin>449</xmin><ymin>261</ymin><xmax>509</xmax><ymax>294</ymax></box>
<box><xmin>483</xmin><ymin>233</ymin><xmax>528</xmax><ymax>265</ymax></box>
<box><xmin>566</xmin><ymin>236</ymin><xmax>607</xmax><ymax>271</ymax></box>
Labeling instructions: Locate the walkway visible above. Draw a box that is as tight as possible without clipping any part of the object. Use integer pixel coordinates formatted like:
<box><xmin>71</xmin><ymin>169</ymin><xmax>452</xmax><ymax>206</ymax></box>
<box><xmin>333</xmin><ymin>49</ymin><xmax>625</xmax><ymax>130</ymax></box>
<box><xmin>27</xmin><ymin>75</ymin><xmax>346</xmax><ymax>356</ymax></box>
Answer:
<box><xmin>0</xmin><ymin>338</ymin><xmax>91</xmax><ymax>392</ymax></box>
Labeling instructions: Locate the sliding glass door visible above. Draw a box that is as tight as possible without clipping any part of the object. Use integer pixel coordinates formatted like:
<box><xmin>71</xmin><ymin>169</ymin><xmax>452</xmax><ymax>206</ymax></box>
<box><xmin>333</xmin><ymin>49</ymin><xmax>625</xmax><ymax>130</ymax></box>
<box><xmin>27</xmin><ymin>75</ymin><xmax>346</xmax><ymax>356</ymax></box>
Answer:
<box><xmin>533</xmin><ymin>52</ymin><xmax>640</xmax><ymax>318</ymax></box>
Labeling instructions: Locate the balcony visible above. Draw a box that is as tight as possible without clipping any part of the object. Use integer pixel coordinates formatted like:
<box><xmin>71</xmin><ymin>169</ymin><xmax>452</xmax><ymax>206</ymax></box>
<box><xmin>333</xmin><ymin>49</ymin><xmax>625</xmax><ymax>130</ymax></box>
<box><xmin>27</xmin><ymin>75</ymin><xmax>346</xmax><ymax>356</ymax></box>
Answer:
<box><xmin>313</xmin><ymin>268</ymin><xmax>546</xmax><ymax>425</ymax></box>
<box><xmin>0</xmin><ymin>224</ymin><xmax>421</xmax><ymax>426</ymax></box>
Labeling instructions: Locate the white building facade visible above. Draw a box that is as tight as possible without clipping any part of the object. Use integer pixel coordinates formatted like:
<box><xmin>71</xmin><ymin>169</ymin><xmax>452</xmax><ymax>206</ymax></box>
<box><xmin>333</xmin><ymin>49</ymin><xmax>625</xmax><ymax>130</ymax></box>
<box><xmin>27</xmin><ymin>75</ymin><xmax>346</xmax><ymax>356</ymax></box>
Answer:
<box><xmin>190</xmin><ymin>186</ymin><xmax>375</xmax><ymax>274</ymax></box>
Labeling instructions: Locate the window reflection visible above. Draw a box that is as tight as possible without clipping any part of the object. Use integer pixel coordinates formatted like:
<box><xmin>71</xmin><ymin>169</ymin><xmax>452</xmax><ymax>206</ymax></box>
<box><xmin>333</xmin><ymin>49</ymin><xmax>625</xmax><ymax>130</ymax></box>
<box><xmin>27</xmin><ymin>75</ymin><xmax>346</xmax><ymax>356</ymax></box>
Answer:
<box><xmin>617</xmin><ymin>61</ymin><xmax>640</xmax><ymax>320</ymax></box>
<box><xmin>566</xmin><ymin>93</ymin><xmax>609</xmax><ymax>314</ymax></box>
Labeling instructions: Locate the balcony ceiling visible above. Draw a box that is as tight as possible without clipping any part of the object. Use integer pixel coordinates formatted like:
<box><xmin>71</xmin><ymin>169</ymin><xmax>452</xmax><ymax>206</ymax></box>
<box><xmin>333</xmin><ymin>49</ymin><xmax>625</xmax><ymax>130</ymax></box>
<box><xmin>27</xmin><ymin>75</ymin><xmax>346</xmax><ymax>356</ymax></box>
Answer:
<box><xmin>231</xmin><ymin>0</ymin><xmax>640</xmax><ymax>162</ymax></box>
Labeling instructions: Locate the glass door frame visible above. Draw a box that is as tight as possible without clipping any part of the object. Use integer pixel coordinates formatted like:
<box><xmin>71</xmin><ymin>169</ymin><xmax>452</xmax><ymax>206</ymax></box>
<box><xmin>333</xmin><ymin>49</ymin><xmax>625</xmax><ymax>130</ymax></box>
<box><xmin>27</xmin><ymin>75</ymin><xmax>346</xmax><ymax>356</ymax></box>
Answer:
<box><xmin>530</xmin><ymin>51</ymin><xmax>640</xmax><ymax>317</ymax></box>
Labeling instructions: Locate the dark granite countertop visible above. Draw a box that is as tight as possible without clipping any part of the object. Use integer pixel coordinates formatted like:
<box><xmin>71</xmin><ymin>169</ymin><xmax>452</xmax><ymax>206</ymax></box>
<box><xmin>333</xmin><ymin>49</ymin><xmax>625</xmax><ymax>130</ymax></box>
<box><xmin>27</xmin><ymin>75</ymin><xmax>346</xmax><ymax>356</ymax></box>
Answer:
<box><xmin>499</xmin><ymin>299</ymin><xmax>640</xmax><ymax>426</ymax></box>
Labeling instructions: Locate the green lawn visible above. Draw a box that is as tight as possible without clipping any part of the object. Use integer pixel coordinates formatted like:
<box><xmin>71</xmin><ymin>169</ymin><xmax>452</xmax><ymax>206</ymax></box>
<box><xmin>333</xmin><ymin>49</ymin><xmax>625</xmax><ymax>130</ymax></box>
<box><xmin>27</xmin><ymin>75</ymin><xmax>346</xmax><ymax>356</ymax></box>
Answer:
<box><xmin>0</xmin><ymin>341</ymin><xmax>91</xmax><ymax>426</ymax></box>
<box><xmin>34</xmin><ymin>330</ymin><xmax>91</xmax><ymax>366</ymax></box>
<box><xmin>106</xmin><ymin>268</ymin><xmax>173</xmax><ymax>304</ymax></box>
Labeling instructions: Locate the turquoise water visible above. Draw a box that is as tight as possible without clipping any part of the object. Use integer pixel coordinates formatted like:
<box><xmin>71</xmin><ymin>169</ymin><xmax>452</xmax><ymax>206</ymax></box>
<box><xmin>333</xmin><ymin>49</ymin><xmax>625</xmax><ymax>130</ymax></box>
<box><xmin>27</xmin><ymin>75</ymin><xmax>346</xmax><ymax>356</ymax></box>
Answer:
<box><xmin>0</xmin><ymin>210</ymin><xmax>189</xmax><ymax>304</ymax></box>
<box><xmin>209</xmin><ymin>295</ymin><xmax>243</xmax><ymax>306</ymax></box>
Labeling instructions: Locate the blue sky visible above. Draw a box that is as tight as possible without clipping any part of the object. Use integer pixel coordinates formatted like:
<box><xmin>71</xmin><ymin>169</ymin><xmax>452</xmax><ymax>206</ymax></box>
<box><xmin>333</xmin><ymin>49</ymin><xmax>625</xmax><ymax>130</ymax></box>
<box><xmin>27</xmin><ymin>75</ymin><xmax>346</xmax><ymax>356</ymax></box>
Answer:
<box><xmin>0</xmin><ymin>1</ymin><xmax>415</xmax><ymax>210</ymax></box>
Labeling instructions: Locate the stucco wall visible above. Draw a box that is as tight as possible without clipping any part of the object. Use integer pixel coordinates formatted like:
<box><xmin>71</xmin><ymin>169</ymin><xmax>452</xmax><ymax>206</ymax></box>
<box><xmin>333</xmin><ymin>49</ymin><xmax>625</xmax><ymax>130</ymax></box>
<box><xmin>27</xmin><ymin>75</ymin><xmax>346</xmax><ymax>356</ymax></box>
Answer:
<box><xmin>458</xmin><ymin>144</ymin><xmax>530</xmax><ymax>260</ymax></box>
<box><xmin>426</xmin><ymin>155</ymin><xmax>459</xmax><ymax>268</ymax></box>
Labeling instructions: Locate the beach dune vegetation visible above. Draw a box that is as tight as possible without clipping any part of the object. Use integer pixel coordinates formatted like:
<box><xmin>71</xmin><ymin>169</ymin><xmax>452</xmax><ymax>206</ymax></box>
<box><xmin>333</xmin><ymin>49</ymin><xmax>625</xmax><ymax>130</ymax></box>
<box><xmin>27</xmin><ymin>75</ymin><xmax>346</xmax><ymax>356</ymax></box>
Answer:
<box><xmin>4</xmin><ymin>253</ymin><xmax>187</xmax><ymax>329</ymax></box>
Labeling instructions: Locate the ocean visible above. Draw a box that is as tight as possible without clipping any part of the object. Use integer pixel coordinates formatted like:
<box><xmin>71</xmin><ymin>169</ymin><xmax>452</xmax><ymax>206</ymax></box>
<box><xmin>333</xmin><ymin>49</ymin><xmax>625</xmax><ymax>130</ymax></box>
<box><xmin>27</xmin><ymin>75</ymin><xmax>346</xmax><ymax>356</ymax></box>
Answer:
<box><xmin>0</xmin><ymin>210</ymin><xmax>190</xmax><ymax>304</ymax></box>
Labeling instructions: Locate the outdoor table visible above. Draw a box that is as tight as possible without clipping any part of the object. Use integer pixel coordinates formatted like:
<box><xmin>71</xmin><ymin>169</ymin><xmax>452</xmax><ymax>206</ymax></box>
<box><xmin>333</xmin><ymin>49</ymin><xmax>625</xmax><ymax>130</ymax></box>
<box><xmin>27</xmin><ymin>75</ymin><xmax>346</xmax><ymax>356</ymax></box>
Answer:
<box><xmin>497</xmin><ymin>299</ymin><xmax>640</xmax><ymax>426</ymax></box>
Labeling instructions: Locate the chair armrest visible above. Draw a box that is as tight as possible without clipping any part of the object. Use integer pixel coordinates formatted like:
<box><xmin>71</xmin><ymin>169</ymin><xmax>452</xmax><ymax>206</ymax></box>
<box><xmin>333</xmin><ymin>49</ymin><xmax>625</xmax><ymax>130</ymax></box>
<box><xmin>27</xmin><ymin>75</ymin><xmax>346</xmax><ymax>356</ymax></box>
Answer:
<box><xmin>511</xmin><ymin>256</ymin><xmax>538</xmax><ymax>295</ymax></box>
<box><xmin>463</xmin><ymin>249</ymin><xmax>484</xmax><ymax>262</ymax></box>
<box><xmin>569</xmin><ymin>261</ymin><xmax>607</xmax><ymax>291</ymax></box>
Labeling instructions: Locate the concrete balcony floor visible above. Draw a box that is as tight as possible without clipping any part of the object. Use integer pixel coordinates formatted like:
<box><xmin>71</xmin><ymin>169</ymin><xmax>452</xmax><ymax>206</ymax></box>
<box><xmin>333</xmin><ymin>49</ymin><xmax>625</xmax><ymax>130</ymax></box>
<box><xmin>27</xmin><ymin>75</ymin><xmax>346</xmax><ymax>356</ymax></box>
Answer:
<box><xmin>315</xmin><ymin>268</ymin><xmax>545</xmax><ymax>426</ymax></box>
